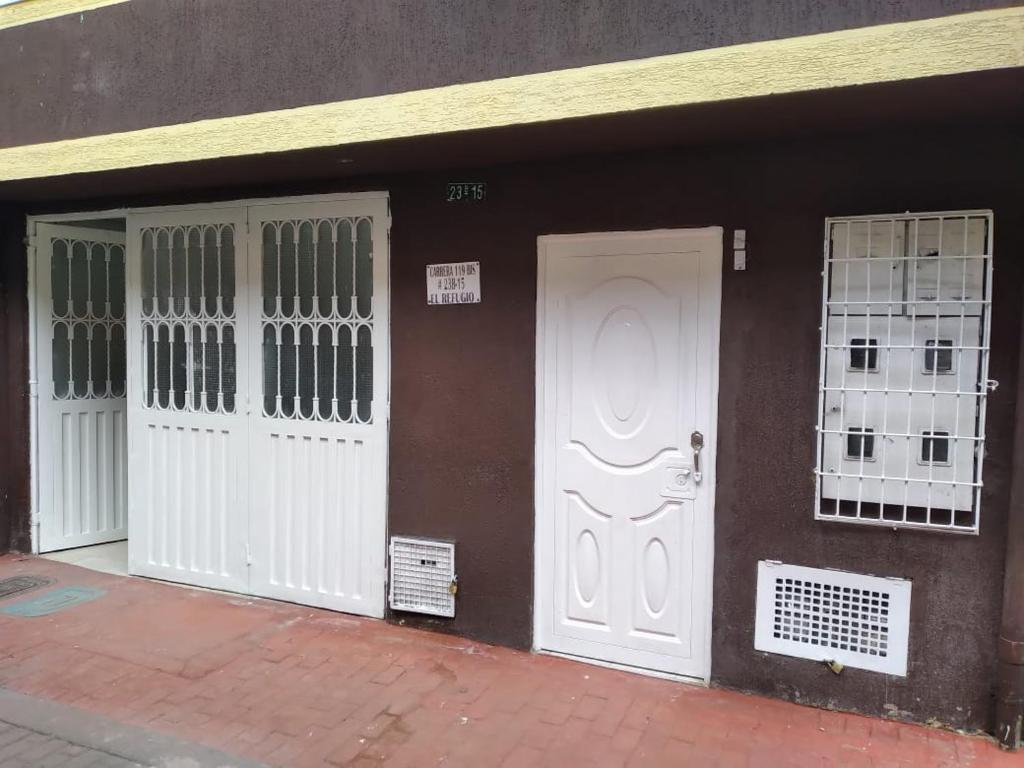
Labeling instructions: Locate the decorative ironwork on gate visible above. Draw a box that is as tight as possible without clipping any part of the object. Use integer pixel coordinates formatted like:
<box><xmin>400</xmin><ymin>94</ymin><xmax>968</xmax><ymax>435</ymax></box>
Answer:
<box><xmin>139</xmin><ymin>224</ymin><xmax>237</xmax><ymax>414</ymax></box>
<box><xmin>50</xmin><ymin>237</ymin><xmax>127</xmax><ymax>400</ymax></box>
<box><xmin>260</xmin><ymin>217</ymin><xmax>374</xmax><ymax>424</ymax></box>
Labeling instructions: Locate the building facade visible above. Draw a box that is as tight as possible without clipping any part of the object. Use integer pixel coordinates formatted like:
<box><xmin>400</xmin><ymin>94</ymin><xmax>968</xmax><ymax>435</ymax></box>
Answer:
<box><xmin>1</xmin><ymin>0</ymin><xmax>1023</xmax><ymax>746</ymax></box>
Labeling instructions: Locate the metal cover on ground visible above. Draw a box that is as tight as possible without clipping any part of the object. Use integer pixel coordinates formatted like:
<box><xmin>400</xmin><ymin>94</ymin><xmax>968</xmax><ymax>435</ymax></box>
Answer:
<box><xmin>0</xmin><ymin>586</ymin><xmax>106</xmax><ymax>618</ymax></box>
<box><xmin>0</xmin><ymin>575</ymin><xmax>51</xmax><ymax>601</ymax></box>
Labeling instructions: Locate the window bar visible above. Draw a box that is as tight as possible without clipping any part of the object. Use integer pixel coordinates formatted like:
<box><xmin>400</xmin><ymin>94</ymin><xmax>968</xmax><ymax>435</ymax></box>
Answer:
<box><xmin>83</xmin><ymin>242</ymin><xmax>93</xmax><ymax>320</ymax></box>
<box><xmin>836</xmin><ymin>220</ymin><xmax>851</xmax><ymax>519</ymax></box>
<box><xmin>331</xmin><ymin>221</ymin><xmax>339</xmax><ymax>319</ymax></box>
<box><xmin>274</xmin><ymin>223</ymin><xmax>283</xmax><ymax>319</ymax></box>
<box><xmin>62</xmin><ymin>322</ymin><xmax>72</xmax><ymax>398</ymax></box>
<box><xmin>815</xmin><ymin>221</ymin><xmax>831</xmax><ymax>521</ymax></box>
<box><xmin>103</xmin><ymin>321</ymin><xmax>112</xmax><ymax>398</ymax></box>
<box><xmin>951</xmin><ymin>216</ymin><xmax>970</xmax><ymax>526</ymax></box>
<box><xmin>331</xmin><ymin>324</ymin><xmax>339</xmax><ymax>422</ymax></box>
<box><xmin>216</xmin><ymin>226</ymin><xmax>224</xmax><ymax>319</ymax></box>
<box><xmin>292</xmin><ymin>223</ymin><xmax>300</xmax><ymax>321</ymax></box>
<box><xmin>103</xmin><ymin>243</ymin><xmax>112</xmax><ymax>320</ymax></box>
<box><xmin>183</xmin><ymin>229</ymin><xmax>192</xmax><ymax>319</ymax></box>
<box><xmin>142</xmin><ymin>327</ymin><xmax>150</xmax><ymax>408</ymax></box>
<box><xmin>198</xmin><ymin>227</ymin><xmax>207</xmax><ymax>325</ymax></box>
<box><xmin>151</xmin><ymin>232</ymin><xmax>160</xmax><ymax>319</ymax></box>
<box><xmin>312</xmin><ymin>325</ymin><xmax>320</xmax><ymax>420</ymax></box>
<box><xmin>148</xmin><ymin>322</ymin><xmax>157</xmax><ymax>408</ymax></box>
<box><xmin>826</xmin><ymin>342</ymin><xmax>987</xmax><ymax>352</ymax></box>
<box><xmin>198</xmin><ymin>321</ymin><xmax>208</xmax><ymax>414</ymax></box>
<box><xmin>975</xmin><ymin>221</ymin><xmax>994</xmax><ymax>528</ymax></box>
<box><xmin>167</xmin><ymin>229</ymin><xmax>175</xmax><ymax>320</ymax></box>
<box><xmin>817</xmin><ymin>471</ymin><xmax>978</xmax><ymax>488</ymax></box>
<box><xmin>877</xmin><ymin>220</ymin><xmax>897</xmax><ymax>524</ymax></box>
<box><xmin>104</xmin><ymin>247</ymin><xmax>113</xmax><ymax>397</ymax></box>
<box><xmin>901</xmin><ymin>219</ymin><xmax>919</xmax><ymax>523</ymax></box>
<box><xmin>854</xmin><ymin>218</ymin><xmax>875</xmax><ymax>520</ymax></box>
<box><xmin>821</xmin><ymin>428</ymin><xmax>981</xmax><ymax>441</ymax></box>
<box><xmin>65</xmin><ymin>240</ymin><xmax>73</xmax><ymax>321</ymax></box>
<box><xmin>830</xmin><ymin>252</ymin><xmax>990</xmax><ymax>263</ymax></box>
<box><xmin>312</xmin><ymin>220</ymin><xmax>320</xmax><ymax>320</ymax></box>
<box><xmin>350</xmin><ymin>329</ymin><xmax>358</xmax><ymax>423</ymax></box>
<box><xmin>350</xmin><ymin>223</ymin><xmax>358</xmax><ymax>322</ymax></box>
<box><xmin>216</xmin><ymin>322</ymin><xmax>224</xmax><ymax>414</ymax></box>
<box><xmin>184</xmin><ymin>321</ymin><xmax>194</xmax><ymax>412</ymax></box>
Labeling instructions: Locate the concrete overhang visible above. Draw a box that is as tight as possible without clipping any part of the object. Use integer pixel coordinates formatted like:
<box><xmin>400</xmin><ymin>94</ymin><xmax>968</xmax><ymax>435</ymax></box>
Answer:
<box><xmin>0</xmin><ymin>5</ymin><xmax>1021</xmax><ymax>206</ymax></box>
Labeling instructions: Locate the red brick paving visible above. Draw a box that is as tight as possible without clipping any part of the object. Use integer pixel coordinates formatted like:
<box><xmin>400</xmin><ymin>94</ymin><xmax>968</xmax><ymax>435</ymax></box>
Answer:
<box><xmin>0</xmin><ymin>554</ymin><xmax>1015</xmax><ymax>767</ymax></box>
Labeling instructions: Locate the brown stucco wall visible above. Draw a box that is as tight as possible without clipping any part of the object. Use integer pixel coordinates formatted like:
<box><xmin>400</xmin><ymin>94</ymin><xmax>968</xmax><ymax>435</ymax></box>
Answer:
<box><xmin>0</xmin><ymin>0</ymin><xmax>1018</xmax><ymax>148</ymax></box>
<box><xmin>1</xmin><ymin>124</ymin><xmax>1020</xmax><ymax>730</ymax></box>
<box><xmin>0</xmin><ymin>207</ymin><xmax>30</xmax><ymax>555</ymax></box>
<box><xmin>379</xmin><ymin>130</ymin><xmax>1022</xmax><ymax>733</ymax></box>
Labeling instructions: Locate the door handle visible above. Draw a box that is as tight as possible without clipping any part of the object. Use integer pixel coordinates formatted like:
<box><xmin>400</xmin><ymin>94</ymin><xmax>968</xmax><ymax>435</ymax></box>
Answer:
<box><xmin>690</xmin><ymin>430</ymin><xmax>705</xmax><ymax>483</ymax></box>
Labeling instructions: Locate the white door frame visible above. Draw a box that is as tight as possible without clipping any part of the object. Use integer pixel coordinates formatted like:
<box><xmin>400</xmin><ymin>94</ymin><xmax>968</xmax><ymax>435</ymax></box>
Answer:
<box><xmin>532</xmin><ymin>228</ymin><xmax>722</xmax><ymax>683</ymax></box>
<box><xmin>26</xmin><ymin>192</ymin><xmax>391</xmax><ymax>603</ymax></box>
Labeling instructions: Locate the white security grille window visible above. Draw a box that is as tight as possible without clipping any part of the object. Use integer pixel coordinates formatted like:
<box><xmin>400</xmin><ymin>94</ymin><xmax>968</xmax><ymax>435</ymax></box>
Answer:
<box><xmin>50</xmin><ymin>237</ymin><xmax>127</xmax><ymax>399</ymax></box>
<box><xmin>261</xmin><ymin>217</ymin><xmax>374</xmax><ymax>423</ymax></box>
<box><xmin>816</xmin><ymin>212</ymin><xmax>993</xmax><ymax>533</ymax></box>
<box><xmin>140</xmin><ymin>225</ymin><xmax>237</xmax><ymax>414</ymax></box>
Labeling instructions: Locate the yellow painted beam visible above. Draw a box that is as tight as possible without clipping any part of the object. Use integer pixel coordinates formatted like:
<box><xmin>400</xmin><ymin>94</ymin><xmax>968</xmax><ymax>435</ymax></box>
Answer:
<box><xmin>1</xmin><ymin>7</ymin><xmax>1021</xmax><ymax>183</ymax></box>
<box><xmin>0</xmin><ymin>0</ymin><xmax>128</xmax><ymax>30</ymax></box>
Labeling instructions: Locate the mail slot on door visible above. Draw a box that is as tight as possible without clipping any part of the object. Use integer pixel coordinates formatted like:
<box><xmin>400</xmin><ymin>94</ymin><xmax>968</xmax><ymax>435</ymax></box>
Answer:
<box><xmin>661</xmin><ymin>465</ymin><xmax>697</xmax><ymax>499</ymax></box>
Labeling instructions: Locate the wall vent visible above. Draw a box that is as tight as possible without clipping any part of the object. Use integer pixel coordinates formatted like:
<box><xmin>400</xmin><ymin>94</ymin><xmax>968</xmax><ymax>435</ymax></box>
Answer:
<box><xmin>754</xmin><ymin>561</ymin><xmax>911</xmax><ymax>676</ymax></box>
<box><xmin>388</xmin><ymin>536</ymin><xmax>456</xmax><ymax>618</ymax></box>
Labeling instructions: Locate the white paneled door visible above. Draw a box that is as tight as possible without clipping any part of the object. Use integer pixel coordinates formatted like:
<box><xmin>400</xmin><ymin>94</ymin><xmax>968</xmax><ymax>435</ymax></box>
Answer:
<box><xmin>535</xmin><ymin>229</ymin><xmax>721</xmax><ymax>680</ymax></box>
<box><xmin>125</xmin><ymin>196</ymin><xmax>389</xmax><ymax>616</ymax></box>
<box><xmin>36</xmin><ymin>224</ymin><xmax>129</xmax><ymax>552</ymax></box>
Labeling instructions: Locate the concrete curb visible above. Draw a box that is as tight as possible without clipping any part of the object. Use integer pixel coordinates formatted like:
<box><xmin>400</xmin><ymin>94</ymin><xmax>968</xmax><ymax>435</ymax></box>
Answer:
<box><xmin>0</xmin><ymin>687</ymin><xmax>267</xmax><ymax>768</ymax></box>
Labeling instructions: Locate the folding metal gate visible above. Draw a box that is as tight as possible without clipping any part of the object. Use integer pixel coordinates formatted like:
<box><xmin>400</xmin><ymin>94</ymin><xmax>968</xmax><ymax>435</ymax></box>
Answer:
<box><xmin>125</xmin><ymin>195</ymin><xmax>389</xmax><ymax>616</ymax></box>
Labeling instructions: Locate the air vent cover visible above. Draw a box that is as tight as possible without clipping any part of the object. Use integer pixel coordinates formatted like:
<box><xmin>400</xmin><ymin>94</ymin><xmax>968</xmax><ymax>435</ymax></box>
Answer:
<box><xmin>389</xmin><ymin>536</ymin><xmax>456</xmax><ymax>617</ymax></box>
<box><xmin>754</xmin><ymin>561</ymin><xmax>911</xmax><ymax>676</ymax></box>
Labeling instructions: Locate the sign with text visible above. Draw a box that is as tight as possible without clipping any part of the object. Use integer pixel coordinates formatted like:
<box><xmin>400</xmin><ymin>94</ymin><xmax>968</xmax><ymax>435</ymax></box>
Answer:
<box><xmin>446</xmin><ymin>182</ymin><xmax>486</xmax><ymax>202</ymax></box>
<box><xmin>426</xmin><ymin>262</ymin><xmax>481</xmax><ymax>305</ymax></box>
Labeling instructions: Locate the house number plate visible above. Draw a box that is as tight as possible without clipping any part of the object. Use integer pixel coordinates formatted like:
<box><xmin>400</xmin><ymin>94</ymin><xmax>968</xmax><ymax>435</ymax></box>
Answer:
<box><xmin>446</xmin><ymin>182</ymin><xmax>486</xmax><ymax>202</ymax></box>
<box><xmin>426</xmin><ymin>262</ymin><xmax>481</xmax><ymax>305</ymax></box>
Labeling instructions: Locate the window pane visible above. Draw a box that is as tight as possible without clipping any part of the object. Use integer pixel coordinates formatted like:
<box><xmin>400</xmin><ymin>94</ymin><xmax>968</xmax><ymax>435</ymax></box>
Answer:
<box><xmin>924</xmin><ymin>339</ymin><xmax>953</xmax><ymax>373</ymax></box>
<box><xmin>849</xmin><ymin>338</ymin><xmax>878</xmax><ymax>371</ymax></box>
<box><xmin>52</xmin><ymin>322</ymin><xmax>70</xmax><ymax>399</ymax></box>
<box><xmin>921</xmin><ymin>432</ymin><xmax>950</xmax><ymax>464</ymax></box>
<box><xmin>845</xmin><ymin>427</ymin><xmax>874</xmax><ymax>461</ymax></box>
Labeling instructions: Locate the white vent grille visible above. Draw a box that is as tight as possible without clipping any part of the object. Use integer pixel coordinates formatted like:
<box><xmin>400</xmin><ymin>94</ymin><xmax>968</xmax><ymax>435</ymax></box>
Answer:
<box><xmin>388</xmin><ymin>536</ymin><xmax>456</xmax><ymax>617</ymax></box>
<box><xmin>754</xmin><ymin>561</ymin><xmax>911</xmax><ymax>676</ymax></box>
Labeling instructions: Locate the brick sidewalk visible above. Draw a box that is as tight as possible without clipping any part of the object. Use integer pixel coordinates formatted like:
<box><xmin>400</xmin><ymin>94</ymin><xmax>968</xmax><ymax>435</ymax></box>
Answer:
<box><xmin>0</xmin><ymin>554</ymin><xmax>1013</xmax><ymax>767</ymax></box>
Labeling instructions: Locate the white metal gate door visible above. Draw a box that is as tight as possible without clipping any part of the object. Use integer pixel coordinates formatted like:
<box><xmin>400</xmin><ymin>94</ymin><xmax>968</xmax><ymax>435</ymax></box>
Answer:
<box><xmin>247</xmin><ymin>198</ymin><xmax>389</xmax><ymax>617</ymax></box>
<box><xmin>535</xmin><ymin>229</ymin><xmax>721</xmax><ymax>680</ymax></box>
<box><xmin>35</xmin><ymin>224</ymin><xmax>128</xmax><ymax>552</ymax></box>
<box><xmin>126</xmin><ymin>209</ymin><xmax>250</xmax><ymax>592</ymax></box>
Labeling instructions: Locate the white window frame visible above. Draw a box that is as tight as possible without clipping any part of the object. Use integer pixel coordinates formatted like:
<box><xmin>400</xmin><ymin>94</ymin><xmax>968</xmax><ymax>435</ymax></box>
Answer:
<box><xmin>814</xmin><ymin>210</ymin><xmax>994</xmax><ymax>534</ymax></box>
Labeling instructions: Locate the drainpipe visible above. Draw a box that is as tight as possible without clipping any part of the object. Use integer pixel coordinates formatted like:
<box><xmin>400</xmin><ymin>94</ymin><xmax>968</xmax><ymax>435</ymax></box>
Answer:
<box><xmin>996</xmin><ymin>300</ymin><xmax>1024</xmax><ymax>749</ymax></box>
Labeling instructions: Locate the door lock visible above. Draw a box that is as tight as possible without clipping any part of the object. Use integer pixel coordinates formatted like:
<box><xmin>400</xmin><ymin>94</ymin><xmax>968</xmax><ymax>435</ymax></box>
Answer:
<box><xmin>690</xmin><ymin>430</ymin><xmax>705</xmax><ymax>483</ymax></box>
